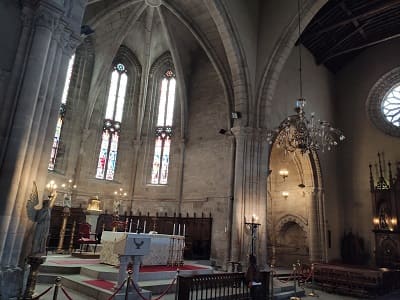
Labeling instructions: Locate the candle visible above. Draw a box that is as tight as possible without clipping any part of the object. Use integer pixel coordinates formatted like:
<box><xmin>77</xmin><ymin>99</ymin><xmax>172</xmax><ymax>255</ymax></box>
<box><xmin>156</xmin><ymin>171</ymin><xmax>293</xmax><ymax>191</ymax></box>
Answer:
<box><xmin>173</xmin><ymin>224</ymin><xmax>176</xmax><ymax>235</ymax></box>
<box><xmin>129</xmin><ymin>218</ymin><xmax>133</xmax><ymax>232</ymax></box>
<box><xmin>137</xmin><ymin>219</ymin><xmax>140</xmax><ymax>233</ymax></box>
<box><xmin>183</xmin><ymin>224</ymin><xmax>186</xmax><ymax>237</ymax></box>
<box><xmin>178</xmin><ymin>224</ymin><xmax>181</xmax><ymax>236</ymax></box>
<box><xmin>143</xmin><ymin>221</ymin><xmax>146</xmax><ymax>233</ymax></box>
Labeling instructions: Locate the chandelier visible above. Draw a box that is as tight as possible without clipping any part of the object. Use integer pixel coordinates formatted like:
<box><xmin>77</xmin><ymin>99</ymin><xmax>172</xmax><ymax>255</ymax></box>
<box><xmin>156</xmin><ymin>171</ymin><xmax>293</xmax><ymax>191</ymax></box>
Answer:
<box><xmin>267</xmin><ymin>0</ymin><xmax>344</xmax><ymax>154</ymax></box>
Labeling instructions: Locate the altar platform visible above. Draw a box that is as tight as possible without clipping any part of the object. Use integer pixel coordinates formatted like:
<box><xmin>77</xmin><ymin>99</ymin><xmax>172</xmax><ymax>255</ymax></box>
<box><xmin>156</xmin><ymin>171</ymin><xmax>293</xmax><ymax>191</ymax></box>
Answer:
<box><xmin>37</xmin><ymin>255</ymin><xmax>212</xmax><ymax>300</ymax></box>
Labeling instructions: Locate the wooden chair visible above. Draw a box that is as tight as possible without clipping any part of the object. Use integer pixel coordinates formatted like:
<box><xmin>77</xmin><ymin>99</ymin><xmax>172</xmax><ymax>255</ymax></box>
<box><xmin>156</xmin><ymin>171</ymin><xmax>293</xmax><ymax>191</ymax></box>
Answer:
<box><xmin>77</xmin><ymin>223</ymin><xmax>99</xmax><ymax>253</ymax></box>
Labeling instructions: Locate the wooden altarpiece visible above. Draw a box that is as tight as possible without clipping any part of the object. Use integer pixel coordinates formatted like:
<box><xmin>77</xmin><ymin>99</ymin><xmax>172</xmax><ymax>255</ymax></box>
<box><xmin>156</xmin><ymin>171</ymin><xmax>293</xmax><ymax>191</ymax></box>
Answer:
<box><xmin>370</xmin><ymin>153</ymin><xmax>400</xmax><ymax>268</ymax></box>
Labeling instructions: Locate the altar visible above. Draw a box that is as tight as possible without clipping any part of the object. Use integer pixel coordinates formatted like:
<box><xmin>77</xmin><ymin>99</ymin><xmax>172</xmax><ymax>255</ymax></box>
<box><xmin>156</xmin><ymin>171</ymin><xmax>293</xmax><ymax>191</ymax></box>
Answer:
<box><xmin>100</xmin><ymin>232</ymin><xmax>185</xmax><ymax>266</ymax></box>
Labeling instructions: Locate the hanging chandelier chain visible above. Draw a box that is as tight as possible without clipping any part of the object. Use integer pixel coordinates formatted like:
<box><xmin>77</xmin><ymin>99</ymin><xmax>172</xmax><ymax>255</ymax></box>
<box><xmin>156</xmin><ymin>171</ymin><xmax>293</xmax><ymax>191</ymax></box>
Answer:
<box><xmin>298</xmin><ymin>0</ymin><xmax>303</xmax><ymax>99</ymax></box>
<box><xmin>266</xmin><ymin>0</ymin><xmax>345</xmax><ymax>154</ymax></box>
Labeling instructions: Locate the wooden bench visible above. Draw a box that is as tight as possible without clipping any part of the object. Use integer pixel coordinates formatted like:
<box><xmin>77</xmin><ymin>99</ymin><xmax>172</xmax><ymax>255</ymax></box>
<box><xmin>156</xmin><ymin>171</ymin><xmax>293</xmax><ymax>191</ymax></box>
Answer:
<box><xmin>313</xmin><ymin>264</ymin><xmax>382</xmax><ymax>298</ymax></box>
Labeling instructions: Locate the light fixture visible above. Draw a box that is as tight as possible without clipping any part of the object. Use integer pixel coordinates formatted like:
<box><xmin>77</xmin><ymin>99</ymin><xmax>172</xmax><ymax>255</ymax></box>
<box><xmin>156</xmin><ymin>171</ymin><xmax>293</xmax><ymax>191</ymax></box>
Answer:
<box><xmin>46</xmin><ymin>180</ymin><xmax>57</xmax><ymax>199</ymax></box>
<box><xmin>60</xmin><ymin>179</ymin><xmax>77</xmax><ymax>208</ymax></box>
<box><xmin>279</xmin><ymin>169</ymin><xmax>289</xmax><ymax>181</ymax></box>
<box><xmin>113</xmin><ymin>188</ymin><xmax>127</xmax><ymax>216</ymax></box>
<box><xmin>245</xmin><ymin>214</ymin><xmax>261</xmax><ymax>256</ymax></box>
<box><xmin>266</xmin><ymin>0</ymin><xmax>344</xmax><ymax>154</ymax></box>
<box><xmin>231</xmin><ymin>112</ymin><xmax>241</xmax><ymax>119</ymax></box>
<box><xmin>282</xmin><ymin>191</ymin><xmax>289</xmax><ymax>199</ymax></box>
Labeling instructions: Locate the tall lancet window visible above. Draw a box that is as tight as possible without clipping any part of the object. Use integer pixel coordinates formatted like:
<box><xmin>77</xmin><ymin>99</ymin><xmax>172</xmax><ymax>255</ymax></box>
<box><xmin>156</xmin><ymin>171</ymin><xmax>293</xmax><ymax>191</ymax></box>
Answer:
<box><xmin>96</xmin><ymin>63</ymin><xmax>128</xmax><ymax>180</ymax></box>
<box><xmin>151</xmin><ymin>69</ymin><xmax>176</xmax><ymax>184</ymax></box>
<box><xmin>48</xmin><ymin>54</ymin><xmax>75</xmax><ymax>170</ymax></box>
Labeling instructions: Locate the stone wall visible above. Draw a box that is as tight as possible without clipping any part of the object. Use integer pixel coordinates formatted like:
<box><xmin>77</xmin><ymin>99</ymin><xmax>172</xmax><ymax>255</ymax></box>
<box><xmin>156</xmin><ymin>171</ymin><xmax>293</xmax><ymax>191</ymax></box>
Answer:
<box><xmin>336</xmin><ymin>39</ymin><xmax>400</xmax><ymax>262</ymax></box>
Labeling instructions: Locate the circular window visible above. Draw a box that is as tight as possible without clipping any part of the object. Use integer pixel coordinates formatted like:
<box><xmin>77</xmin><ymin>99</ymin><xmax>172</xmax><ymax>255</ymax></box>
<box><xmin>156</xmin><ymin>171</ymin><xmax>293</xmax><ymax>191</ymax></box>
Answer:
<box><xmin>116</xmin><ymin>63</ymin><xmax>125</xmax><ymax>72</ymax></box>
<box><xmin>366</xmin><ymin>67</ymin><xmax>400</xmax><ymax>137</ymax></box>
<box><xmin>382</xmin><ymin>84</ymin><xmax>400</xmax><ymax>127</ymax></box>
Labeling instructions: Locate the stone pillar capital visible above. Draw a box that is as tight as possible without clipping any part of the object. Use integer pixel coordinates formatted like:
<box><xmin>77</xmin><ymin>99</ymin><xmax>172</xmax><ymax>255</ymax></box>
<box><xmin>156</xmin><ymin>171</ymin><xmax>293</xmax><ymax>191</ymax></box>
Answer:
<box><xmin>34</xmin><ymin>6</ymin><xmax>62</xmax><ymax>31</ymax></box>
<box><xmin>60</xmin><ymin>30</ymin><xmax>81</xmax><ymax>55</ymax></box>
<box><xmin>231</xmin><ymin>126</ymin><xmax>270</xmax><ymax>143</ymax></box>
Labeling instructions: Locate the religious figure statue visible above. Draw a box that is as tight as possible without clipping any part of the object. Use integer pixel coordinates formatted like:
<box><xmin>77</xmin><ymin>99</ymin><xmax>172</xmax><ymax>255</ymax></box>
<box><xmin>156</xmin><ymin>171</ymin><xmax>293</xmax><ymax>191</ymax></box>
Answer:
<box><xmin>26</xmin><ymin>182</ymin><xmax>57</xmax><ymax>256</ymax></box>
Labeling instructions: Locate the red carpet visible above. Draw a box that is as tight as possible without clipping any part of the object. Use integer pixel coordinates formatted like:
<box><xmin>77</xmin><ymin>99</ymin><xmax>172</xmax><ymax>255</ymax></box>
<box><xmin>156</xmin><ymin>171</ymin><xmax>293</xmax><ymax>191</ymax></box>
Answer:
<box><xmin>48</xmin><ymin>259</ymin><xmax>101</xmax><ymax>265</ymax></box>
<box><xmin>83</xmin><ymin>279</ymin><xmax>115</xmax><ymax>291</ymax></box>
<box><xmin>140</xmin><ymin>264</ymin><xmax>208</xmax><ymax>272</ymax></box>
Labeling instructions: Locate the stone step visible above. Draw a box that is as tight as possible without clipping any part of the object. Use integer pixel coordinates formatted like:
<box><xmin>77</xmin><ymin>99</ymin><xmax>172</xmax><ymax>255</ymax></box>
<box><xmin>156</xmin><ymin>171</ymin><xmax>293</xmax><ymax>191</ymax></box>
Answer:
<box><xmin>273</xmin><ymin>290</ymin><xmax>305</xmax><ymax>300</ymax></box>
<box><xmin>58</xmin><ymin>273</ymin><xmax>174</xmax><ymax>300</ymax></box>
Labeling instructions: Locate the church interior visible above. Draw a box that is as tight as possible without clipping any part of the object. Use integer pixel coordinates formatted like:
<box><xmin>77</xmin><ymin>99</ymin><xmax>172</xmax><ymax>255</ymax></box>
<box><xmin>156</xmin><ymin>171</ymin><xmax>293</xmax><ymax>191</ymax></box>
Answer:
<box><xmin>1</xmin><ymin>0</ymin><xmax>400</xmax><ymax>299</ymax></box>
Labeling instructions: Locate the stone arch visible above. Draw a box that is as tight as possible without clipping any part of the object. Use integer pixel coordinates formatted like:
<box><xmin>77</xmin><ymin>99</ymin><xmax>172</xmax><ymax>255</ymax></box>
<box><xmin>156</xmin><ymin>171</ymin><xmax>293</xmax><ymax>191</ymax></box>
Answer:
<box><xmin>205</xmin><ymin>1</ymin><xmax>251</xmax><ymax>127</ymax></box>
<box><xmin>274</xmin><ymin>214</ymin><xmax>309</xmax><ymax>266</ymax></box>
<box><xmin>257</xmin><ymin>0</ymin><xmax>328</xmax><ymax>128</ymax></box>
<box><xmin>267</xmin><ymin>131</ymin><xmax>326</xmax><ymax>263</ymax></box>
<box><xmin>275</xmin><ymin>214</ymin><xmax>308</xmax><ymax>233</ymax></box>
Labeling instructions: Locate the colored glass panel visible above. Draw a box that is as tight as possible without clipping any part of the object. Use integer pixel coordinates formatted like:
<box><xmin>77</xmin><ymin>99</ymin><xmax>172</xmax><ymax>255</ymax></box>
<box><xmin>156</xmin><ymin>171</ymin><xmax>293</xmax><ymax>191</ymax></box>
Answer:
<box><xmin>96</xmin><ymin>131</ymin><xmax>110</xmax><ymax>179</ymax></box>
<box><xmin>48</xmin><ymin>117</ymin><xmax>64</xmax><ymax>170</ymax></box>
<box><xmin>48</xmin><ymin>54</ymin><xmax>75</xmax><ymax>170</ymax></box>
<box><xmin>151</xmin><ymin>137</ymin><xmax>163</xmax><ymax>184</ymax></box>
<box><xmin>160</xmin><ymin>137</ymin><xmax>171</xmax><ymax>184</ymax></box>
<box><xmin>106</xmin><ymin>133</ymin><xmax>119</xmax><ymax>180</ymax></box>
<box><xmin>151</xmin><ymin>70</ymin><xmax>176</xmax><ymax>184</ymax></box>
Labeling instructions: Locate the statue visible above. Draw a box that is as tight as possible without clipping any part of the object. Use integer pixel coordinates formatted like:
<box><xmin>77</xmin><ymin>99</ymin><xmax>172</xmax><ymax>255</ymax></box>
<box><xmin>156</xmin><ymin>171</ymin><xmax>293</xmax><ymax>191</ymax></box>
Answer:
<box><xmin>26</xmin><ymin>182</ymin><xmax>57</xmax><ymax>256</ymax></box>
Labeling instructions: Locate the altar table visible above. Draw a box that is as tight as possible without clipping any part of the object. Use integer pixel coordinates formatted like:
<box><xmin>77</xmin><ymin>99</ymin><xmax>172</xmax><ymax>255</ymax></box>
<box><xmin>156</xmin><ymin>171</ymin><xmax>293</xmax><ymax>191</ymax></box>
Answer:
<box><xmin>100</xmin><ymin>232</ymin><xmax>185</xmax><ymax>266</ymax></box>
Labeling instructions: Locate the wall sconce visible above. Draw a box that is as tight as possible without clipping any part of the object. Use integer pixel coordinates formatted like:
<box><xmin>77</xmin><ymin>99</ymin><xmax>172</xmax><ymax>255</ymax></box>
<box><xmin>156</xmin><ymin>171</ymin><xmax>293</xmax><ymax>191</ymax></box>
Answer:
<box><xmin>373</xmin><ymin>217</ymin><xmax>379</xmax><ymax>226</ymax></box>
<box><xmin>231</xmin><ymin>111</ymin><xmax>241</xmax><ymax>119</ymax></box>
<box><xmin>279</xmin><ymin>169</ymin><xmax>289</xmax><ymax>181</ymax></box>
<box><xmin>282</xmin><ymin>191</ymin><xmax>289</xmax><ymax>199</ymax></box>
<box><xmin>391</xmin><ymin>217</ymin><xmax>397</xmax><ymax>226</ymax></box>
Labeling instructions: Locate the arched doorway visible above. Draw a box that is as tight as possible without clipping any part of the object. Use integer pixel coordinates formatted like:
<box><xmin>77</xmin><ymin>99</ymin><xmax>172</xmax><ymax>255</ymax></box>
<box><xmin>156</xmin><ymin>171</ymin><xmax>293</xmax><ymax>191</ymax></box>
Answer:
<box><xmin>275</xmin><ymin>217</ymin><xmax>309</xmax><ymax>266</ymax></box>
<box><xmin>267</xmin><ymin>137</ymin><xmax>326</xmax><ymax>267</ymax></box>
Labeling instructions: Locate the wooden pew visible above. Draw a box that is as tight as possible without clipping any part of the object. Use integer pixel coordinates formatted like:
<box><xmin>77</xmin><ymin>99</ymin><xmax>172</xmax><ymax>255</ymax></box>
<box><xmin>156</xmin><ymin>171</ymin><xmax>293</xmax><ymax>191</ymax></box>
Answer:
<box><xmin>313</xmin><ymin>264</ymin><xmax>383</xmax><ymax>297</ymax></box>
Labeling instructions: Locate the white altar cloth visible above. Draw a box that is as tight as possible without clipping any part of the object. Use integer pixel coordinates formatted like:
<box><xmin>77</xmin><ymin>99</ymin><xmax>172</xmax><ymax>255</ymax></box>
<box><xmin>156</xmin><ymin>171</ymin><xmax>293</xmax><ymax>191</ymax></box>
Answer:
<box><xmin>100</xmin><ymin>232</ymin><xmax>185</xmax><ymax>266</ymax></box>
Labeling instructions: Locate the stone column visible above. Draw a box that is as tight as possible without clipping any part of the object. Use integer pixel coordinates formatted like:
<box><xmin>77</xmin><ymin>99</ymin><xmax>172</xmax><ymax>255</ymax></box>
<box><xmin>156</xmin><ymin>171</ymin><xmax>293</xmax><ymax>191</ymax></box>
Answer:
<box><xmin>5</xmin><ymin>19</ymin><xmax>63</xmax><ymax>268</ymax></box>
<box><xmin>0</xmin><ymin>5</ymin><xmax>34</xmax><ymax>167</ymax></box>
<box><xmin>309</xmin><ymin>188</ymin><xmax>325</xmax><ymax>262</ymax></box>
<box><xmin>0</xmin><ymin>1</ymin><xmax>61</xmax><ymax>263</ymax></box>
<box><xmin>230</xmin><ymin>127</ymin><xmax>269</xmax><ymax>266</ymax></box>
<box><xmin>35</xmin><ymin>34</ymin><xmax>80</xmax><ymax>191</ymax></box>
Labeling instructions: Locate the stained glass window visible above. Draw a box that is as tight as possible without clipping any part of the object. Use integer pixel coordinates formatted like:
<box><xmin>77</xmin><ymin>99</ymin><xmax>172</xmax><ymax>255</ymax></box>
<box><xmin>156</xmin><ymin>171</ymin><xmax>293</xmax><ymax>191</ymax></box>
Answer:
<box><xmin>96</xmin><ymin>63</ymin><xmax>127</xmax><ymax>180</ymax></box>
<box><xmin>382</xmin><ymin>84</ymin><xmax>400</xmax><ymax>127</ymax></box>
<box><xmin>151</xmin><ymin>69</ymin><xmax>176</xmax><ymax>184</ymax></box>
<box><xmin>48</xmin><ymin>54</ymin><xmax>75</xmax><ymax>170</ymax></box>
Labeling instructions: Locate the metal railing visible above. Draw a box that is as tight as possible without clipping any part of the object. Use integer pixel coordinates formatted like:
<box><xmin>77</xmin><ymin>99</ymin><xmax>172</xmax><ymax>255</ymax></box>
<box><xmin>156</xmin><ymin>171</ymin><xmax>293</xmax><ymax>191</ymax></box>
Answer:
<box><xmin>176</xmin><ymin>271</ymin><xmax>269</xmax><ymax>300</ymax></box>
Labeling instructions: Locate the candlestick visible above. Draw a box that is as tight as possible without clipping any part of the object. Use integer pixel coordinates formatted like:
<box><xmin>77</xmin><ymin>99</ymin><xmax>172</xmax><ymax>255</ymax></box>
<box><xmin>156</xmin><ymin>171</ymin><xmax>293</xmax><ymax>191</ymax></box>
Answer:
<box><xmin>143</xmin><ymin>221</ymin><xmax>146</xmax><ymax>233</ymax></box>
<box><xmin>173</xmin><ymin>223</ymin><xmax>176</xmax><ymax>235</ymax></box>
<box><xmin>178</xmin><ymin>224</ymin><xmax>181</xmax><ymax>236</ymax></box>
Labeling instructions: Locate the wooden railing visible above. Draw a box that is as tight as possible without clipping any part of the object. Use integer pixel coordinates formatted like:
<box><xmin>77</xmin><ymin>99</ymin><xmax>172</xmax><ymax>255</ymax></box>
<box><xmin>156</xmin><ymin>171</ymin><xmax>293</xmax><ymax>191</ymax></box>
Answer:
<box><xmin>176</xmin><ymin>271</ymin><xmax>269</xmax><ymax>300</ymax></box>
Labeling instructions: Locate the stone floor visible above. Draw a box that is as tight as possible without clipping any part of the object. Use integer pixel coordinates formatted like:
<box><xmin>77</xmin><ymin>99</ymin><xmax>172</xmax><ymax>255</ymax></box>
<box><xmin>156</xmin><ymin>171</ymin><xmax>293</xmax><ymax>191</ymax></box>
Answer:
<box><xmin>32</xmin><ymin>256</ymin><xmax>400</xmax><ymax>300</ymax></box>
<box><xmin>34</xmin><ymin>283</ymin><xmax>400</xmax><ymax>300</ymax></box>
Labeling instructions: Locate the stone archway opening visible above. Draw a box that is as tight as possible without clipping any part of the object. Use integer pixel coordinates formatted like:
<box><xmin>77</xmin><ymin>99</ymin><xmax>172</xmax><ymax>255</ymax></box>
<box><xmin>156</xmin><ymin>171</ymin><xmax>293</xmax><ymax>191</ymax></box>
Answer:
<box><xmin>267</xmin><ymin>133</ymin><xmax>326</xmax><ymax>267</ymax></box>
<box><xmin>276</xmin><ymin>220</ymin><xmax>309</xmax><ymax>266</ymax></box>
